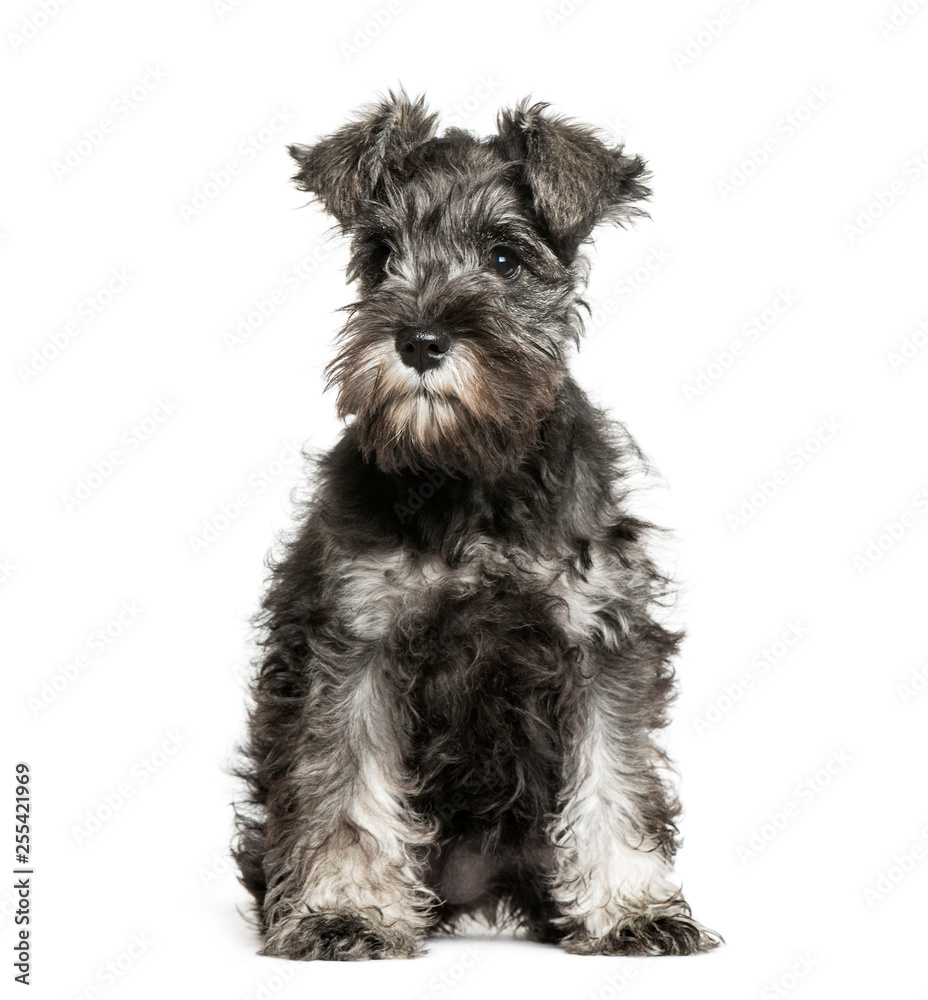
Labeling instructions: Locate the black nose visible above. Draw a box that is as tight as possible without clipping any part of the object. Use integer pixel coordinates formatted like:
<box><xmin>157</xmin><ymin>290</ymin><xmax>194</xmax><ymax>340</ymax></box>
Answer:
<box><xmin>394</xmin><ymin>326</ymin><xmax>452</xmax><ymax>374</ymax></box>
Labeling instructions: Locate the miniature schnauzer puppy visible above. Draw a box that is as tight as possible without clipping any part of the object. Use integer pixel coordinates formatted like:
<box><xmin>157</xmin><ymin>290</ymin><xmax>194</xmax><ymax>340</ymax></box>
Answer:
<box><xmin>234</xmin><ymin>92</ymin><xmax>720</xmax><ymax>960</ymax></box>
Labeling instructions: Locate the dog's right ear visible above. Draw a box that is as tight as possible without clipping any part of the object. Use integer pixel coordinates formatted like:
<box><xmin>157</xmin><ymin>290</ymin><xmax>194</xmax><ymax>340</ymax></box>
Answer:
<box><xmin>288</xmin><ymin>91</ymin><xmax>438</xmax><ymax>227</ymax></box>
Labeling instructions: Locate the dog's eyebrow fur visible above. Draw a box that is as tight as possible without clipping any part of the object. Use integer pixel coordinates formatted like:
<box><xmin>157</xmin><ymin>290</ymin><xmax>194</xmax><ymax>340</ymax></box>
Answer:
<box><xmin>348</xmin><ymin>162</ymin><xmax>568</xmax><ymax>286</ymax></box>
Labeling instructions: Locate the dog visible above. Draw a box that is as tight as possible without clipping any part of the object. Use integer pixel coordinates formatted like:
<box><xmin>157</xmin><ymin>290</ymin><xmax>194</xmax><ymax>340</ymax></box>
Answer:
<box><xmin>233</xmin><ymin>91</ymin><xmax>720</xmax><ymax>960</ymax></box>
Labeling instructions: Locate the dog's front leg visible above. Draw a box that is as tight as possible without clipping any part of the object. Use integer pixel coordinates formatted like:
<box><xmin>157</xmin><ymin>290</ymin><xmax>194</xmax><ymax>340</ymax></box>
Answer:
<box><xmin>549</xmin><ymin>673</ymin><xmax>720</xmax><ymax>955</ymax></box>
<box><xmin>259</xmin><ymin>645</ymin><xmax>436</xmax><ymax>960</ymax></box>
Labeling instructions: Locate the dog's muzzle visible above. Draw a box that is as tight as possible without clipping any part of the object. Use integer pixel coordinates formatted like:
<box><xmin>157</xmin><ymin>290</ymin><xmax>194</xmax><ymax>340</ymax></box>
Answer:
<box><xmin>395</xmin><ymin>325</ymin><xmax>452</xmax><ymax>374</ymax></box>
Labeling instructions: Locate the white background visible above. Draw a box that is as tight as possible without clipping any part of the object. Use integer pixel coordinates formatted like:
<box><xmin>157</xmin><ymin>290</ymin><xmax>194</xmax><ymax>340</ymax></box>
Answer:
<box><xmin>4</xmin><ymin>0</ymin><xmax>928</xmax><ymax>997</ymax></box>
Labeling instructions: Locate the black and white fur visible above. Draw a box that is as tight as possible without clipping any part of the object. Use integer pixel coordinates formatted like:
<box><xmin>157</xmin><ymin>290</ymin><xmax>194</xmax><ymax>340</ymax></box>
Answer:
<box><xmin>233</xmin><ymin>92</ymin><xmax>720</xmax><ymax>960</ymax></box>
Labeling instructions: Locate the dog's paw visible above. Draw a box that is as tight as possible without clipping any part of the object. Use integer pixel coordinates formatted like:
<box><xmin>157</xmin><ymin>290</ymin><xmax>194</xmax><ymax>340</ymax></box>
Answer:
<box><xmin>262</xmin><ymin>911</ymin><xmax>424</xmax><ymax>961</ymax></box>
<box><xmin>562</xmin><ymin>912</ymin><xmax>722</xmax><ymax>957</ymax></box>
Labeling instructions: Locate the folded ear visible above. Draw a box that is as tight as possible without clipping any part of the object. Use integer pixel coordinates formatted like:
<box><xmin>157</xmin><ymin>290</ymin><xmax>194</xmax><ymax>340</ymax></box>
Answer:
<box><xmin>496</xmin><ymin>100</ymin><xmax>650</xmax><ymax>255</ymax></box>
<box><xmin>288</xmin><ymin>90</ymin><xmax>438</xmax><ymax>226</ymax></box>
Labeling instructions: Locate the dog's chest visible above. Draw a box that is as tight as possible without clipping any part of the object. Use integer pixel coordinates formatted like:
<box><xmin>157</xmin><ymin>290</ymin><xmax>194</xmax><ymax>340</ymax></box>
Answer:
<box><xmin>338</xmin><ymin>539</ymin><xmax>622</xmax><ymax>652</ymax></box>
<box><xmin>336</xmin><ymin>540</ymin><xmax>625</xmax><ymax>827</ymax></box>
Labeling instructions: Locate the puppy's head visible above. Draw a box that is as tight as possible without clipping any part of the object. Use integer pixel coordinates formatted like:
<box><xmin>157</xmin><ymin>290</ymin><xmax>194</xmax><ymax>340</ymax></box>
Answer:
<box><xmin>289</xmin><ymin>91</ymin><xmax>649</xmax><ymax>479</ymax></box>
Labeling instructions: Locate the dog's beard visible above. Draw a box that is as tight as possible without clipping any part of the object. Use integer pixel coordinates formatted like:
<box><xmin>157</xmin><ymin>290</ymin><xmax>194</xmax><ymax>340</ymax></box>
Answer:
<box><xmin>327</xmin><ymin>326</ymin><xmax>561</xmax><ymax>480</ymax></box>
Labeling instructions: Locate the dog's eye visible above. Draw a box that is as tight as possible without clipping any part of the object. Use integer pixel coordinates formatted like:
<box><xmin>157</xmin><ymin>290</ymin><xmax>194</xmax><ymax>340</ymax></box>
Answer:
<box><xmin>488</xmin><ymin>246</ymin><xmax>521</xmax><ymax>279</ymax></box>
<box><xmin>371</xmin><ymin>244</ymin><xmax>392</xmax><ymax>277</ymax></box>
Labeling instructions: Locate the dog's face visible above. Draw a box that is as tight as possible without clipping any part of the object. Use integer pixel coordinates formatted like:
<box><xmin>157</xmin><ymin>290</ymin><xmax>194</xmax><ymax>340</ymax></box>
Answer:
<box><xmin>289</xmin><ymin>93</ymin><xmax>649</xmax><ymax>479</ymax></box>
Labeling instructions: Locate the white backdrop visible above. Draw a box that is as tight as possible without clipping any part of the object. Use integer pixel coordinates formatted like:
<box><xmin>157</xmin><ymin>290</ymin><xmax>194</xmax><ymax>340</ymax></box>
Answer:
<box><xmin>4</xmin><ymin>0</ymin><xmax>928</xmax><ymax>997</ymax></box>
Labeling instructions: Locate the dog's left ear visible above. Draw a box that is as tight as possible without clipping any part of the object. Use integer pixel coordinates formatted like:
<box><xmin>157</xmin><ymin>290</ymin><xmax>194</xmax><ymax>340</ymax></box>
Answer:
<box><xmin>496</xmin><ymin>101</ymin><xmax>650</xmax><ymax>255</ymax></box>
<box><xmin>288</xmin><ymin>90</ymin><xmax>438</xmax><ymax>226</ymax></box>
